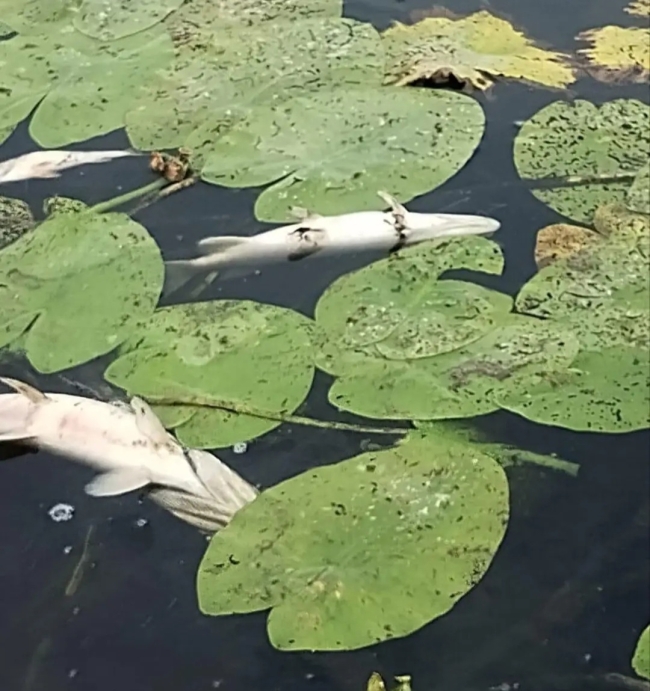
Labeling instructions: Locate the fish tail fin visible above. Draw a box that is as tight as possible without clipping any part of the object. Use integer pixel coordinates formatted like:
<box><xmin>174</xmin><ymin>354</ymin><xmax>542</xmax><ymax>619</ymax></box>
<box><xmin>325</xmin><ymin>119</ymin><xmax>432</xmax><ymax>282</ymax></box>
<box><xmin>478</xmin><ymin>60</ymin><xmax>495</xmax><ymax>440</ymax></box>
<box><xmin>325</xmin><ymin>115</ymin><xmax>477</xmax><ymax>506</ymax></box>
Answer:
<box><xmin>162</xmin><ymin>260</ymin><xmax>210</xmax><ymax>298</ymax></box>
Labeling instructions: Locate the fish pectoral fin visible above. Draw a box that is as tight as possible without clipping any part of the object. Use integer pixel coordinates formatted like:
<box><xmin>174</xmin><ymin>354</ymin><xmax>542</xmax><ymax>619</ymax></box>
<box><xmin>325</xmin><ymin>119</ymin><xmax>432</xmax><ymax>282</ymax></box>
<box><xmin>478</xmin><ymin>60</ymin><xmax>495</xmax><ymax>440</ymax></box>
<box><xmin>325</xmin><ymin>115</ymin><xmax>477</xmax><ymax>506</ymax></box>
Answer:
<box><xmin>196</xmin><ymin>236</ymin><xmax>249</xmax><ymax>255</ymax></box>
<box><xmin>130</xmin><ymin>397</ymin><xmax>175</xmax><ymax>448</ymax></box>
<box><xmin>84</xmin><ymin>469</ymin><xmax>150</xmax><ymax>497</ymax></box>
<box><xmin>0</xmin><ymin>377</ymin><xmax>48</xmax><ymax>403</ymax></box>
<box><xmin>0</xmin><ymin>431</ymin><xmax>37</xmax><ymax>443</ymax></box>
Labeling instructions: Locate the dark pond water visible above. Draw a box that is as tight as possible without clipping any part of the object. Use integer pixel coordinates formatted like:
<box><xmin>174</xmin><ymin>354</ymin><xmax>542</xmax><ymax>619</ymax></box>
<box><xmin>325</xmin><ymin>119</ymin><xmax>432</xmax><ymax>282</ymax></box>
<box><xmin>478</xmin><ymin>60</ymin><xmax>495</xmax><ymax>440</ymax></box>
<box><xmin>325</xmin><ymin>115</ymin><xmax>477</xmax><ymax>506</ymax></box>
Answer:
<box><xmin>0</xmin><ymin>0</ymin><xmax>648</xmax><ymax>690</ymax></box>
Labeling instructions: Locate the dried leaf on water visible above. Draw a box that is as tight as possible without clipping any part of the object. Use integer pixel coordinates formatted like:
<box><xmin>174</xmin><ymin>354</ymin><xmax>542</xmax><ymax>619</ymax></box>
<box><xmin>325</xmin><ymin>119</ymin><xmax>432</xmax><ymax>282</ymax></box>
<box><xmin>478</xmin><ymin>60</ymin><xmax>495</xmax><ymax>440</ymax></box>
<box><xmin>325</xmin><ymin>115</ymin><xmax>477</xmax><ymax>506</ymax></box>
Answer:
<box><xmin>381</xmin><ymin>11</ymin><xmax>575</xmax><ymax>90</ymax></box>
<box><xmin>534</xmin><ymin>223</ymin><xmax>601</xmax><ymax>269</ymax></box>
<box><xmin>625</xmin><ymin>0</ymin><xmax>650</xmax><ymax>17</ymax></box>
<box><xmin>578</xmin><ymin>25</ymin><xmax>650</xmax><ymax>82</ymax></box>
<box><xmin>197</xmin><ymin>433</ymin><xmax>509</xmax><ymax>651</ymax></box>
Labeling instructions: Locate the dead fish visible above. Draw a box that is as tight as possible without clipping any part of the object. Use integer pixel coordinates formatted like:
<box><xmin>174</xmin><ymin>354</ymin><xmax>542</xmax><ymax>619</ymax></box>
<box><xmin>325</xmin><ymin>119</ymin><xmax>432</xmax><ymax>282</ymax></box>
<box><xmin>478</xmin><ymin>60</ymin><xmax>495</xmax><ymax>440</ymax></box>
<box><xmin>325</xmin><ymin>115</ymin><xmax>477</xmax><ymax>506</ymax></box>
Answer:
<box><xmin>0</xmin><ymin>149</ymin><xmax>139</xmax><ymax>184</ymax></box>
<box><xmin>0</xmin><ymin>377</ymin><xmax>257</xmax><ymax>513</ymax></box>
<box><xmin>163</xmin><ymin>190</ymin><xmax>501</xmax><ymax>296</ymax></box>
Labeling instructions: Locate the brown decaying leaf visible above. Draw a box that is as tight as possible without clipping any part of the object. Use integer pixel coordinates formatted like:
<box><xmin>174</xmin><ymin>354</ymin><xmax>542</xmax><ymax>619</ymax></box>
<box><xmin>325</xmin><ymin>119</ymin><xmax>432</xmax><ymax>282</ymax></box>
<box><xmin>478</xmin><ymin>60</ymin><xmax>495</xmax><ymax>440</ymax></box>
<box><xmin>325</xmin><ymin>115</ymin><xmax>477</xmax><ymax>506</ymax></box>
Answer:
<box><xmin>534</xmin><ymin>223</ymin><xmax>601</xmax><ymax>269</ymax></box>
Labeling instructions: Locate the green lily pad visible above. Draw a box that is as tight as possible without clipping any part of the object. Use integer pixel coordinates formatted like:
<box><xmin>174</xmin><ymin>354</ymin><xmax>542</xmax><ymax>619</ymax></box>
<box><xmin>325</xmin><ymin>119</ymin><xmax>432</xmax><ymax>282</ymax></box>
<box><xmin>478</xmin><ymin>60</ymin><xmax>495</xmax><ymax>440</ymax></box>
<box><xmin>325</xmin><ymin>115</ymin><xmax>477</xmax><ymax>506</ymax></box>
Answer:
<box><xmin>0</xmin><ymin>24</ymin><xmax>173</xmax><ymax>147</ymax></box>
<box><xmin>104</xmin><ymin>300</ymin><xmax>315</xmax><ymax>448</ymax></box>
<box><xmin>126</xmin><ymin>17</ymin><xmax>383</xmax><ymax>153</ymax></box>
<box><xmin>0</xmin><ymin>196</ymin><xmax>35</xmax><ymax>250</ymax></box>
<box><xmin>381</xmin><ymin>10</ymin><xmax>575</xmax><ymax>90</ymax></box>
<box><xmin>201</xmin><ymin>86</ymin><xmax>485</xmax><ymax>222</ymax></box>
<box><xmin>74</xmin><ymin>0</ymin><xmax>184</xmax><ymax>41</ymax></box>
<box><xmin>197</xmin><ymin>433</ymin><xmax>509</xmax><ymax>651</ymax></box>
<box><xmin>627</xmin><ymin>163</ymin><xmax>650</xmax><ymax>214</ymax></box>
<box><xmin>515</xmin><ymin>209</ymin><xmax>650</xmax><ymax>351</ymax></box>
<box><xmin>513</xmin><ymin>99</ymin><xmax>650</xmax><ymax>224</ymax></box>
<box><xmin>497</xmin><ymin>347</ymin><xmax>650</xmax><ymax>432</ymax></box>
<box><xmin>0</xmin><ymin>207</ymin><xmax>163</xmax><ymax>373</ymax></box>
<box><xmin>632</xmin><ymin>624</ymin><xmax>650</xmax><ymax>680</ymax></box>
<box><xmin>314</xmin><ymin>235</ymin><xmax>505</xmax><ymax>376</ymax></box>
<box><xmin>327</xmin><ymin>316</ymin><xmax>580</xmax><ymax>421</ymax></box>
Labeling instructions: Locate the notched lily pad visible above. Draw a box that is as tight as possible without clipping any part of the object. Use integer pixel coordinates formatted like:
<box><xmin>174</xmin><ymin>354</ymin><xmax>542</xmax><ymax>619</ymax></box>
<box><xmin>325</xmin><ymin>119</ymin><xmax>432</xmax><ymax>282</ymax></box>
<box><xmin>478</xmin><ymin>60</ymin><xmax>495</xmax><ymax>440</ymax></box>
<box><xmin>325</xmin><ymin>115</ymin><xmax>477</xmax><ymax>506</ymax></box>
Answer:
<box><xmin>381</xmin><ymin>11</ymin><xmax>575</xmax><ymax>90</ymax></box>
<box><xmin>314</xmin><ymin>236</ymin><xmax>505</xmax><ymax>376</ymax></box>
<box><xmin>0</xmin><ymin>207</ymin><xmax>163</xmax><ymax>373</ymax></box>
<box><xmin>0</xmin><ymin>25</ymin><xmax>174</xmax><ymax>147</ymax></box>
<box><xmin>104</xmin><ymin>300</ymin><xmax>315</xmax><ymax>448</ymax></box>
<box><xmin>578</xmin><ymin>26</ymin><xmax>650</xmax><ymax>83</ymax></box>
<box><xmin>127</xmin><ymin>17</ymin><xmax>383</xmax><ymax>154</ymax></box>
<box><xmin>514</xmin><ymin>99</ymin><xmax>650</xmax><ymax>224</ymax></box>
<box><xmin>498</xmin><ymin>347</ymin><xmax>650</xmax><ymax>432</ymax></box>
<box><xmin>197</xmin><ymin>433</ymin><xmax>509</xmax><ymax>651</ymax></box>
<box><xmin>202</xmin><ymin>86</ymin><xmax>486</xmax><ymax>222</ymax></box>
<box><xmin>0</xmin><ymin>196</ymin><xmax>35</xmax><ymax>250</ymax></box>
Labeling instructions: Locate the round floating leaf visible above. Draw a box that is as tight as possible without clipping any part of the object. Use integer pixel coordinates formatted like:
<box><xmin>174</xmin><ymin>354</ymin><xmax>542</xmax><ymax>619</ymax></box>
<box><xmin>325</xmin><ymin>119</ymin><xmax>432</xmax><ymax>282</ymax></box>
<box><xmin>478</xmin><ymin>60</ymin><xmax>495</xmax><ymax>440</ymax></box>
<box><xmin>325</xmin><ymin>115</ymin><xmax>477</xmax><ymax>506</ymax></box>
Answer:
<box><xmin>74</xmin><ymin>0</ymin><xmax>184</xmax><ymax>40</ymax></box>
<box><xmin>513</xmin><ymin>99</ymin><xmax>650</xmax><ymax>224</ymax></box>
<box><xmin>327</xmin><ymin>316</ymin><xmax>580</xmax><ymax>421</ymax></box>
<box><xmin>0</xmin><ymin>208</ymin><xmax>163</xmax><ymax>373</ymax></box>
<box><xmin>126</xmin><ymin>17</ymin><xmax>382</xmax><ymax>153</ymax></box>
<box><xmin>516</xmin><ymin>208</ymin><xmax>650</xmax><ymax>351</ymax></box>
<box><xmin>104</xmin><ymin>300</ymin><xmax>315</xmax><ymax>448</ymax></box>
<box><xmin>497</xmin><ymin>347</ymin><xmax>650</xmax><ymax>432</ymax></box>
<box><xmin>534</xmin><ymin>222</ymin><xmax>600</xmax><ymax>269</ymax></box>
<box><xmin>314</xmin><ymin>236</ymin><xmax>505</xmax><ymax>377</ymax></box>
<box><xmin>202</xmin><ymin>86</ymin><xmax>485</xmax><ymax>222</ymax></box>
<box><xmin>578</xmin><ymin>26</ymin><xmax>650</xmax><ymax>82</ymax></box>
<box><xmin>197</xmin><ymin>433</ymin><xmax>509</xmax><ymax>651</ymax></box>
<box><xmin>632</xmin><ymin>625</ymin><xmax>650</xmax><ymax>680</ymax></box>
<box><xmin>0</xmin><ymin>24</ymin><xmax>173</xmax><ymax>147</ymax></box>
<box><xmin>0</xmin><ymin>196</ymin><xmax>35</xmax><ymax>250</ymax></box>
<box><xmin>381</xmin><ymin>11</ymin><xmax>575</xmax><ymax>90</ymax></box>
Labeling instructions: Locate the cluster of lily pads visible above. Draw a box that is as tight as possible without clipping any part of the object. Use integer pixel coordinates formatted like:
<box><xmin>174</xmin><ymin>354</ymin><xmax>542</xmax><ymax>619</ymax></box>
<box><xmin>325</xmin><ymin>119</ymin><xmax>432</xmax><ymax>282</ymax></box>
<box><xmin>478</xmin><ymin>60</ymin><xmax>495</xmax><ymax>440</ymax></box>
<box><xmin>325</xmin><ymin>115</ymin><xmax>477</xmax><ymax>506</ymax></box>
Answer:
<box><xmin>1</xmin><ymin>0</ymin><xmax>648</xmax><ymax>220</ymax></box>
<box><xmin>0</xmin><ymin>0</ymin><xmax>648</xmax><ymax>664</ymax></box>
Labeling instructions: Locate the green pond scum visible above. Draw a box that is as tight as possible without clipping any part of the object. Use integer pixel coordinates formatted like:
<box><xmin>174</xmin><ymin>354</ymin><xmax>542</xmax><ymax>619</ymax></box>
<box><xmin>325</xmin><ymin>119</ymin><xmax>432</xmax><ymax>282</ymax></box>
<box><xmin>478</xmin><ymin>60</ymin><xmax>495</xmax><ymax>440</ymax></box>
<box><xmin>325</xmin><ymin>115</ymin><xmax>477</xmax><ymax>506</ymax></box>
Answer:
<box><xmin>0</xmin><ymin>0</ymin><xmax>648</xmax><ymax>682</ymax></box>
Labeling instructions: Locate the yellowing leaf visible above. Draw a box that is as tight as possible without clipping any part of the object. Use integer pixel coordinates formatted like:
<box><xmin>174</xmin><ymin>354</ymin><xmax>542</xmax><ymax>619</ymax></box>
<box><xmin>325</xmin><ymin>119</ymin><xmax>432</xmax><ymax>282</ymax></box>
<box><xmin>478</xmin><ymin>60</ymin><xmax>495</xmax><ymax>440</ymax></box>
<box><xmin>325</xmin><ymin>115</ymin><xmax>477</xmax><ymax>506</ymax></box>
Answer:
<box><xmin>381</xmin><ymin>11</ymin><xmax>575</xmax><ymax>90</ymax></box>
<box><xmin>625</xmin><ymin>0</ymin><xmax>650</xmax><ymax>17</ymax></box>
<box><xmin>534</xmin><ymin>223</ymin><xmax>600</xmax><ymax>269</ymax></box>
<box><xmin>578</xmin><ymin>26</ymin><xmax>650</xmax><ymax>82</ymax></box>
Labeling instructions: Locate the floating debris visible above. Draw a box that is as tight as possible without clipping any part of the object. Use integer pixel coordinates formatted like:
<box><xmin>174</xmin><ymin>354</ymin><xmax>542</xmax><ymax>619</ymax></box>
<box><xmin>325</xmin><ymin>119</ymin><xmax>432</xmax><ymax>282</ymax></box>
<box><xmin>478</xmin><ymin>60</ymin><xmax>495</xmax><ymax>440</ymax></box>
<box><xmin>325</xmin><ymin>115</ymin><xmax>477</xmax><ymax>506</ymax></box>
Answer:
<box><xmin>48</xmin><ymin>503</ymin><xmax>75</xmax><ymax>522</ymax></box>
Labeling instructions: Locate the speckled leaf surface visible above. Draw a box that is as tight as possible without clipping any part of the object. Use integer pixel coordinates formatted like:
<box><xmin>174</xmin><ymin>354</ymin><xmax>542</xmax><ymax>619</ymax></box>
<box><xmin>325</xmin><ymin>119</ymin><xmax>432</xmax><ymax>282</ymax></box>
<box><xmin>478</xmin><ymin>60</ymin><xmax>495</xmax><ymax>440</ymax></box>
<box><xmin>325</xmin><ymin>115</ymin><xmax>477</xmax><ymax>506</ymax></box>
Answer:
<box><xmin>578</xmin><ymin>26</ymin><xmax>650</xmax><ymax>81</ymax></box>
<box><xmin>327</xmin><ymin>316</ymin><xmax>580</xmax><ymax>421</ymax></box>
<box><xmin>314</xmin><ymin>236</ymin><xmax>505</xmax><ymax>376</ymax></box>
<box><xmin>197</xmin><ymin>433</ymin><xmax>509</xmax><ymax>651</ymax></box>
<box><xmin>381</xmin><ymin>11</ymin><xmax>575</xmax><ymax>90</ymax></box>
<box><xmin>632</xmin><ymin>625</ymin><xmax>650</xmax><ymax>680</ymax></box>
<box><xmin>627</xmin><ymin>163</ymin><xmax>650</xmax><ymax>214</ymax></box>
<box><xmin>126</xmin><ymin>18</ymin><xmax>383</xmax><ymax>154</ymax></box>
<box><xmin>0</xmin><ymin>196</ymin><xmax>35</xmax><ymax>250</ymax></box>
<box><xmin>74</xmin><ymin>0</ymin><xmax>184</xmax><ymax>40</ymax></box>
<box><xmin>202</xmin><ymin>87</ymin><xmax>485</xmax><ymax>222</ymax></box>
<box><xmin>104</xmin><ymin>301</ymin><xmax>315</xmax><ymax>448</ymax></box>
<box><xmin>0</xmin><ymin>24</ymin><xmax>173</xmax><ymax>147</ymax></box>
<box><xmin>498</xmin><ymin>347</ymin><xmax>650</xmax><ymax>432</ymax></box>
<box><xmin>514</xmin><ymin>99</ymin><xmax>650</xmax><ymax>224</ymax></box>
<box><xmin>516</xmin><ymin>208</ymin><xmax>650</xmax><ymax>352</ymax></box>
<box><xmin>0</xmin><ymin>208</ymin><xmax>163</xmax><ymax>373</ymax></box>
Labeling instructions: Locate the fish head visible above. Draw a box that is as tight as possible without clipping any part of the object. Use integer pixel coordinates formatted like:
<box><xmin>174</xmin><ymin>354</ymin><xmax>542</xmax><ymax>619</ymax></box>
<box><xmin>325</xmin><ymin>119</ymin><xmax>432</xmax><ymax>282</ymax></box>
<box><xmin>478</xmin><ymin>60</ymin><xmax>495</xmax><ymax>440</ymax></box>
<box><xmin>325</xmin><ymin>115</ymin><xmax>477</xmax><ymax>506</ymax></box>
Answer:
<box><xmin>403</xmin><ymin>211</ymin><xmax>501</xmax><ymax>243</ymax></box>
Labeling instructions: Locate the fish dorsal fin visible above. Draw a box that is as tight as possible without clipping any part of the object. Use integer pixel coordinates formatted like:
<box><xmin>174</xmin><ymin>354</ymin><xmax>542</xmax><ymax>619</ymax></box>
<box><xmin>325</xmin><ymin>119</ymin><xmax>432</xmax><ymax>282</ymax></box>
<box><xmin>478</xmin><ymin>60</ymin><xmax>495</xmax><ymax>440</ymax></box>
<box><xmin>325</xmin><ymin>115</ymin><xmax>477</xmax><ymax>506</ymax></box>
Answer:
<box><xmin>85</xmin><ymin>469</ymin><xmax>150</xmax><ymax>497</ymax></box>
<box><xmin>0</xmin><ymin>377</ymin><xmax>48</xmax><ymax>403</ymax></box>
<box><xmin>130</xmin><ymin>397</ymin><xmax>174</xmax><ymax>448</ymax></box>
<box><xmin>196</xmin><ymin>236</ymin><xmax>249</xmax><ymax>255</ymax></box>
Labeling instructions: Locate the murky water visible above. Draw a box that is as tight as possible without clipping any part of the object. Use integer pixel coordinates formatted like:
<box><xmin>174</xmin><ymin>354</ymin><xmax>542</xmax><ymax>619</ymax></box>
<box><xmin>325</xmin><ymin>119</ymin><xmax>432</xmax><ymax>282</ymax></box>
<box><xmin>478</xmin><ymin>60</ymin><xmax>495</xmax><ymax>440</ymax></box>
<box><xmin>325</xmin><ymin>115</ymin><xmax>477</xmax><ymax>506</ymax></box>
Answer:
<box><xmin>0</xmin><ymin>0</ymin><xmax>648</xmax><ymax>689</ymax></box>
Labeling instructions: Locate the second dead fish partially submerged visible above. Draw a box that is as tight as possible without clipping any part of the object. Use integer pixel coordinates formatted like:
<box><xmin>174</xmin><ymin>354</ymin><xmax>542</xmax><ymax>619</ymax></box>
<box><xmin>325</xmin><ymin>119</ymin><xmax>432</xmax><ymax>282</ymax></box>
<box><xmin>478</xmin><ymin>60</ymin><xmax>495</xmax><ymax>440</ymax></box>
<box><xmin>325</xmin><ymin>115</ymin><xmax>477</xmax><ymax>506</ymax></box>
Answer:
<box><xmin>0</xmin><ymin>149</ymin><xmax>139</xmax><ymax>184</ymax></box>
<box><xmin>0</xmin><ymin>377</ymin><xmax>258</xmax><ymax>531</ymax></box>
<box><xmin>163</xmin><ymin>191</ymin><xmax>501</xmax><ymax>295</ymax></box>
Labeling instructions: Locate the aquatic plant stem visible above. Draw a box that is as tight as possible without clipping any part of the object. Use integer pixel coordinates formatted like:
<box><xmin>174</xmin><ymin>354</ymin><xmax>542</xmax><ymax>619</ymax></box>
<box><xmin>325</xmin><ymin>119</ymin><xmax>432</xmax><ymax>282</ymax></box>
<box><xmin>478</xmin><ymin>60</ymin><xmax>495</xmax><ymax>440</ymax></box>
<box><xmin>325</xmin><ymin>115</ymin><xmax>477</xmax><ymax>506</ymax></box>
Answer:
<box><xmin>142</xmin><ymin>391</ymin><xmax>408</xmax><ymax>436</ymax></box>
<box><xmin>89</xmin><ymin>178</ymin><xmax>167</xmax><ymax>214</ymax></box>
